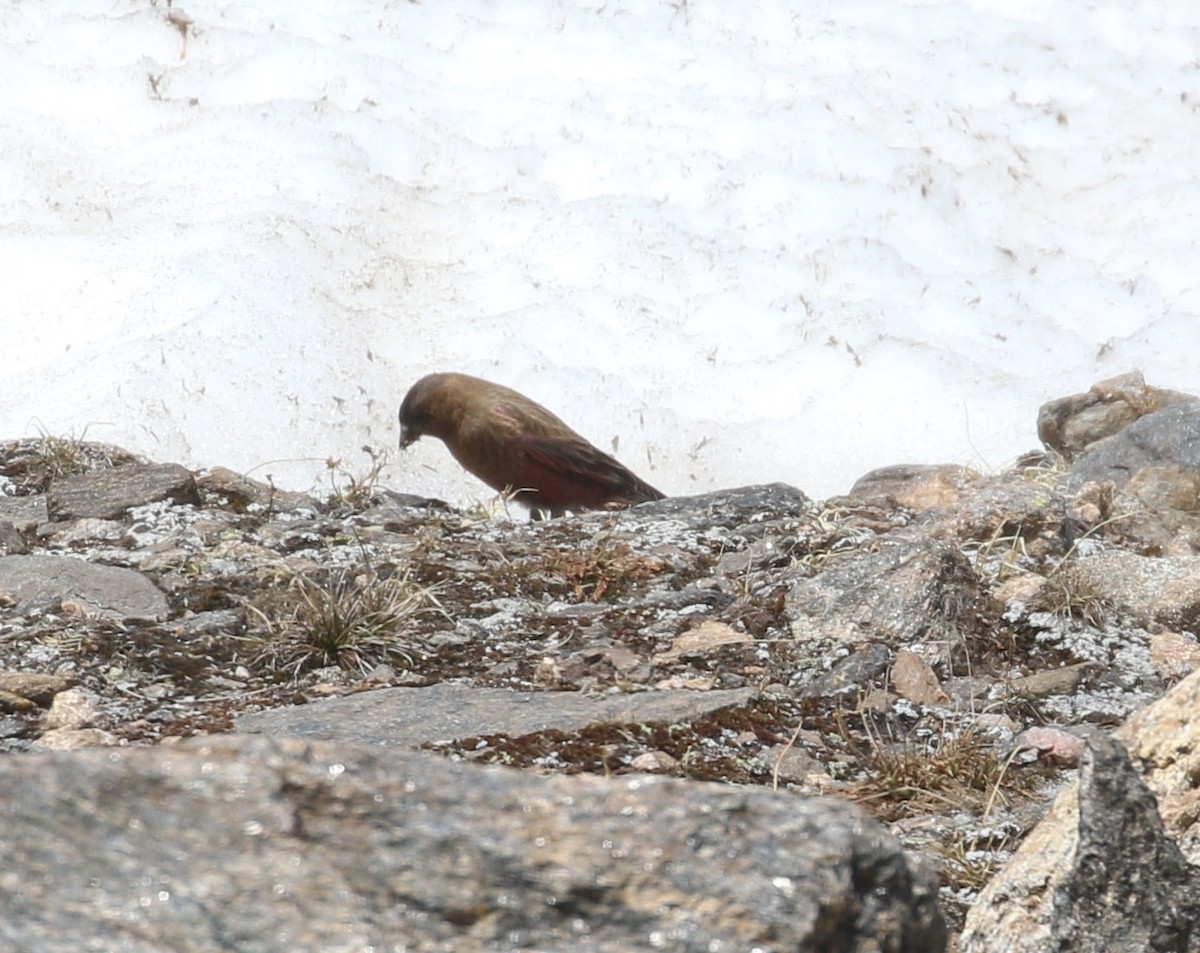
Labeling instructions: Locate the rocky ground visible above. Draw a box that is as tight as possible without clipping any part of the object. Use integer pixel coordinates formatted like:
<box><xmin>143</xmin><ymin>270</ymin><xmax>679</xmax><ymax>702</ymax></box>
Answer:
<box><xmin>2</xmin><ymin>370</ymin><xmax>1200</xmax><ymax>951</ymax></box>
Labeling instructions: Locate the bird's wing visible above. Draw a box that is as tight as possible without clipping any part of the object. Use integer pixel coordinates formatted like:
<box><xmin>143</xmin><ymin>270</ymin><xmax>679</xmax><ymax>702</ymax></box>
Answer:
<box><xmin>490</xmin><ymin>396</ymin><xmax>572</xmax><ymax>435</ymax></box>
<box><xmin>484</xmin><ymin>397</ymin><xmax>664</xmax><ymax>507</ymax></box>
<box><xmin>519</xmin><ymin>432</ymin><xmax>664</xmax><ymax>504</ymax></box>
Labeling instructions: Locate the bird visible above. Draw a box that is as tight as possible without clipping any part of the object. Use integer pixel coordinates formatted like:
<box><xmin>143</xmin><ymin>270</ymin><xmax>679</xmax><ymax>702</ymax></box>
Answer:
<box><xmin>398</xmin><ymin>372</ymin><xmax>665</xmax><ymax>518</ymax></box>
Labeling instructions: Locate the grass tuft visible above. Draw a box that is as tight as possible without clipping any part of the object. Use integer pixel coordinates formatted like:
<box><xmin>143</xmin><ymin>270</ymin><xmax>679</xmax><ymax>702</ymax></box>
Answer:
<box><xmin>246</xmin><ymin>566</ymin><xmax>445</xmax><ymax>677</ymax></box>
<box><xmin>1</xmin><ymin>431</ymin><xmax>132</xmax><ymax>493</ymax></box>
<box><xmin>325</xmin><ymin>445</ymin><xmax>389</xmax><ymax>510</ymax></box>
<box><xmin>847</xmin><ymin>727</ymin><xmax>1048</xmax><ymax>823</ymax></box>
<box><xmin>1030</xmin><ymin>573</ymin><xmax>1114</xmax><ymax>626</ymax></box>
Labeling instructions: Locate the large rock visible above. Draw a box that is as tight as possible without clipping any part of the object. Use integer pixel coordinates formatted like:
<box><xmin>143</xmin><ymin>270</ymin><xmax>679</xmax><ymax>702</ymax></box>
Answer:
<box><xmin>960</xmin><ymin>668</ymin><xmax>1200</xmax><ymax>952</ymax></box>
<box><xmin>918</xmin><ymin>473</ymin><xmax>1069</xmax><ymax>549</ymax></box>
<box><xmin>195</xmin><ymin>467</ymin><xmax>318</xmax><ymax>513</ymax></box>
<box><xmin>634</xmin><ymin>483</ymin><xmax>812</xmax><ymax>529</ymax></box>
<box><xmin>0</xmin><ymin>672</ymin><xmax>74</xmax><ymax>710</ymax></box>
<box><xmin>236</xmin><ymin>683</ymin><xmax>757</xmax><ymax>746</ymax></box>
<box><xmin>47</xmin><ymin>462</ymin><xmax>202</xmax><ymax>521</ymax></box>
<box><xmin>1037</xmin><ymin>370</ymin><xmax>1197</xmax><ymax>460</ymax></box>
<box><xmin>848</xmin><ymin>464</ymin><xmax>975</xmax><ymax>511</ymax></box>
<box><xmin>785</xmin><ymin>537</ymin><xmax>980</xmax><ymax>647</ymax></box>
<box><xmin>0</xmin><ymin>735</ymin><xmax>947</xmax><ymax>953</ymax></box>
<box><xmin>1055</xmin><ymin>551</ymin><xmax>1200</xmax><ymax>629</ymax></box>
<box><xmin>1104</xmin><ymin>464</ymin><xmax>1200</xmax><ymax>554</ymax></box>
<box><xmin>0</xmin><ymin>553</ymin><xmax>167</xmax><ymax>621</ymax></box>
<box><xmin>1064</xmin><ymin>400</ymin><xmax>1200</xmax><ymax>491</ymax></box>
<box><xmin>0</xmin><ymin>494</ymin><xmax>47</xmax><ymax>533</ymax></box>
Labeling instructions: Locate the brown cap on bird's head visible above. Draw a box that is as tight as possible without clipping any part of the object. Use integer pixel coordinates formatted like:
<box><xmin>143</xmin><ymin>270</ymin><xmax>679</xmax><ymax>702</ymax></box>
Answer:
<box><xmin>397</xmin><ymin>372</ymin><xmax>448</xmax><ymax>448</ymax></box>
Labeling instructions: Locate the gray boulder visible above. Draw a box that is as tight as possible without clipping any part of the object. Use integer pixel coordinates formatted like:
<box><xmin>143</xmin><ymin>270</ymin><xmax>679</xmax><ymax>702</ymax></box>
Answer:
<box><xmin>47</xmin><ymin>462</ymin><xmax>201</xmax><ymax>521</ymax></box>
<box><xmin>0</xmin><ymin>553</ymin><xmax>167</xmax><ymax>621</ymax></box>
<box><xmin>1037</xmin><ymin>370</ymin><xmax>1197</xmax><ymax>461</ymax></box>
<box><xmin>1065</xmin><ymin>401</ymin><xmax>1200</xmax><ymax>491</ymax></box>
<box><xmin>0</xmin><ymin>735</ymin><xmax>946</xmax><ymax>953</ymax></box>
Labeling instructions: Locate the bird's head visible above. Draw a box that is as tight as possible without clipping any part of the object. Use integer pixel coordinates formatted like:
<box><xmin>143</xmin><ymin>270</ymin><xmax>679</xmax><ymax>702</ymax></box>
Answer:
<box><xmin>398</xmin><ymin>373</ymin><xmax>447</xmax><ymax>448</ymax></box>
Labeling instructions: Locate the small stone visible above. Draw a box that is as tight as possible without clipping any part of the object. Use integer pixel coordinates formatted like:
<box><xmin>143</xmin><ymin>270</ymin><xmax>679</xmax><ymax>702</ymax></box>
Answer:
<box><xmin>763</xmin><ymin>745</ymin><xmax>829</xmax><ymax>786</ymax></box>
<box><xmin>1057</xmin><ymin>551</ymin><xmax>1200</xmax><ymax>629</ymax></box>
<box><xmin>0</xmin><ymin>715</ymin><xmax>30</xmax><ymax>738</ymax></box>
<box><xmin>363</xmin><ymin>664</ymin><xmax>395</xmax><ymax>683</ymax></box>
<box><xmin>0</xmin><ymin>689</ymin><xmax>34</xmax><ymax>712</ymax></box>
<box><xmin>0</xmin><ymin>519</ymin><xmax>27</xmax><ymax>555</ymax></box>
<box><xmin>891</xmin><ymin>648</ymin><xmax>951</xmax><ymax>706</ymax></box>
<box><xmin>629</xmin><ymin>750</ymin><xmax>678</xmax><ymax>773</ymax></box>
<box><xmin>533</xmin><ymin>657</ymin><xmax>563</xmax><ymax>688</ymax></box>
<box><xmin>1014</xmin><ymin>727</ymin><xmax>1085</xmax><ymax>766</ymax></box>
<box><xmin>204</xmin><ymin>675</ymin><xmax>247</xmax><ymax>692</ymax></box>
<box><xmin>993</xmin><ymin>574</ymin><xmax>1044</xmax><ymax>609</ymax></box>
<box><xmin>1037</xmin><ymin>370</ymin><xmax>1195</xmax><ymax>459</ymax></box>
<box><xmin>34</xmin><ymin>727</ymin><xmax>119</xmax><ymax>750</ymax></box>
<box><xmin>848</xmin><ymin>464</ymin><xmax>974</xmax><ymax>511</ymax></box>
<box><xmin>654</xmin><ymin>621</ymin><xmax>751</xmax><ymax>662</ymax></box>
<box><xmin>802</xmin><ymin>643</ymin><xmax>894</xmax><ymax>699</ymax></box>
<box><xmin>1065</xmin><ymin>399</ymin><xmax>1200</xmax><ymax>490</ymax></box>
<box><xmin>1148</xmin><ymin>631</ymin><xmax>1200</xmax><ymax>682</ymax></box>
<box><xmin>972</xmin><ymin>713</ymin><xmax>1020</xmax><ymax>736</ymax></box>
<box><xmin>45</xmin><ymin>518</ymin><xmax>128</xmax><ymax>547</ymax></box>
<box><xmin>786</xmin><ymin>538</ymin><xmax>979</xmax><ymax>647</ymax></box>
<box><xmin>195</xmin><ymin>467</ymin><xmax>317</xmax><ymax>512</ymax></box>
<box><xmin>860</xmin><ymin>689</ymin><xmax>895</xmax><ymax>714</ymax></box>
<box><xmin>0</xmin><ymin>495</ymin><xmax>48</xmax><ymax>533</ymax></box>
<box><xmin>44</xmin><ymin>687</ymin><xmax>103</xmax><ymax>730</ymax></box>
<box><xmin>942</xmin><ymin>675</ymin><xmax>992</xmax><ymax>705</ymax></box>
<box><xmin>715</xmin><ymin>536</ymin><xmax>793</xmax><ymax>579</ymax></box>
<box><xmin>1008</xmin><ymin>662</ymin><xmax>1102</xmax><ymax>699</ymax></box>
<box><xmin>653</xmin><ymin>676</ymin><xmax>717</xmax><ymax>690</ymax></box>
<box><xmin>0</xmin><ymin>673</ymin><xmax>74</xmax><ymax>707</ymax></box>
<box><xmin>598</xmin><ymin>644</ymin><xmax>642</xmax><ymax>672</ymax></box>
<box><xmin>1070</xmin><ymin>481</ymin><xmax>1113</xmax><ymax>525</ymax></box>
<box><xmin>239</xmin><ymin>684</ymin><xmax>755</xmax><ymax>749</ymax></box>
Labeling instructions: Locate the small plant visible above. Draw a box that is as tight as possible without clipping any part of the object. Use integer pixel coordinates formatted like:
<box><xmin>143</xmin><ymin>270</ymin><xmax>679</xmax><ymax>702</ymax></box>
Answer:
<box><xmin>246</xmin><ymin>565</ymin><xmax>445</xmax><ymax>677</ymax></box>
<box><xmin>847</xmin><ymin>727</ymin><xmax>1046</xmax><ymax>823</ymax></box>
<box><xmin>537</xmin><ymin>536</ymin><xmax>665</xmax><ymax>602</ymax></box>
<box><xmin>0</xmin><ymin>429</ymin><xmax>131</xmax><ymax>494</ymax></box>
<box><xmin>325</xmin><ymin>445</ymin><xmax>388</xmax><ymax>510</ymax></box>
<box><xmin>986</xmin><ymin>683</ymin><xmax>1051</xmax><ymax>725</ymax></box>
<box><xmin>930</xmin><ymin>825</ymin><xmax>1024</xmax><ymax>895</ymax></box>
<box><xmin>463</xmin><ymin>485</ymin><xmax>527</xmax><ymax>522</ymax></box>
<box><xmin>1030</xmin><ymin>573</ymin><xmax>1114</xmax><ymax>626</ymax></box>
<box><xmin>1013</xmin><ymin>451</ymin><xmax>1071</xmax><ymax>489</ymax></box>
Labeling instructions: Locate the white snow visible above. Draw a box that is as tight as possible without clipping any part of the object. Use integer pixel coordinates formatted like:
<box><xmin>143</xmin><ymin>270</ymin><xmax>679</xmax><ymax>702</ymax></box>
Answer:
<box><xmin>2</xmin><ymin>0</ymin><xmax>1198</xmax><ymax>505</ymax></box>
